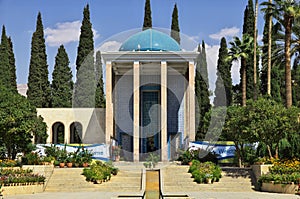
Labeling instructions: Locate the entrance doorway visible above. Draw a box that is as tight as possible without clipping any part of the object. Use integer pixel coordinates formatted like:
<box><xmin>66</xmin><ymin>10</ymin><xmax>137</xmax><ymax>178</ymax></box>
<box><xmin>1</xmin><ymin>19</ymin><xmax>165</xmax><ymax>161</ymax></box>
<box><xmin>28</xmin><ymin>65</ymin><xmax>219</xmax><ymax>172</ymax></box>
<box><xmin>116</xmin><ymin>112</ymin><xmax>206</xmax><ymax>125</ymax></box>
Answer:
<box><xmin>140</xmin><ymin>91</ymin><xmax>160</xmax><ymax>160</ymax></box>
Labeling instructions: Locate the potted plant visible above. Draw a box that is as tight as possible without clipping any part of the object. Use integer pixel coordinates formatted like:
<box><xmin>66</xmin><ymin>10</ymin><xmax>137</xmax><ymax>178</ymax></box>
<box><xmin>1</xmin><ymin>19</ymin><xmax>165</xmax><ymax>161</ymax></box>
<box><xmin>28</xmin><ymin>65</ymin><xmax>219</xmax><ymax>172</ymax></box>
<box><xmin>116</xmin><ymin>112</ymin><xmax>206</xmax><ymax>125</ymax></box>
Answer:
<box><xmin>58</xmin><ymin>149</ymin><xmax>68</xmax><ymax>168</ymax></box>
<box><xmin>113</xmin><ymin>146</ymin><xmax>121</xmax><ymax>162</ymax></box>
<box><xmin>81</xmin><ymin>148</ymin><xmax>93</xmax><ymax>167</ymax></box>
<box><xmin>205</xmin><ymin>174</ymin><xmax>213</xmax><ymax>184</ymax></box>
<box><xmin>66</xmin><ymin>153</ymin><xmax>74</xmax><ymax>168</ymax></box>
<box><xmin>145</xmin><ymin>153</ymin><xmax>160</xmax><ymax>169</ymax></box>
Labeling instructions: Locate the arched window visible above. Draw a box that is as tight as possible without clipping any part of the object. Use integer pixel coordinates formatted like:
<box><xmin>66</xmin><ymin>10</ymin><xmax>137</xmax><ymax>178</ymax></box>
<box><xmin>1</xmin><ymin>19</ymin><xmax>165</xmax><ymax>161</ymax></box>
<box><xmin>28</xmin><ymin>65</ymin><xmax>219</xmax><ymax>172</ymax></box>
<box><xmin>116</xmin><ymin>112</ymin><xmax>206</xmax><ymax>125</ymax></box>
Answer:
<box><xmin>52</xmin><ymin>122</ymin><xmax>65</xmax><ymax>144</ymax></box>
<box><xmin>70</xmin><ymin>122</ymin><xmax>83</xmax><ymax>144</ymax></box>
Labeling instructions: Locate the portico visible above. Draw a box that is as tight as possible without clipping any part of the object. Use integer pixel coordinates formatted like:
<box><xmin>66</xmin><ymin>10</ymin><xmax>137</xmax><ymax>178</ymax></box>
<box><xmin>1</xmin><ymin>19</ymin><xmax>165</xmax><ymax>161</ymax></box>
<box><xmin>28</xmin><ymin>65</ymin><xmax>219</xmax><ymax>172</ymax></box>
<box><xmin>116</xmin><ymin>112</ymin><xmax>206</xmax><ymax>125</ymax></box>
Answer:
<box><xmin>102</xmin><ymin>50</ymin><xmax>197</xmax><ymax>162</ymax></box>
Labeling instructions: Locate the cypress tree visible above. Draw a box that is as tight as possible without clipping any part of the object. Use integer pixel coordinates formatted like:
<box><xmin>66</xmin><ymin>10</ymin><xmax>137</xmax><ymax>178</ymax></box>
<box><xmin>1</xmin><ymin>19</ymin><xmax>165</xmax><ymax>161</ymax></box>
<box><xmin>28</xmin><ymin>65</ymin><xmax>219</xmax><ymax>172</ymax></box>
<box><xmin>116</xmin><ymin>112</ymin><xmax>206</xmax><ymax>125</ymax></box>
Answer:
<box><xmin>51</xmin><ymin>45</ymin><xmax>73</xmax><ymax>108</ymax></box>
<box><xmin>27</xmin><ymin>12</ymin><xmax>50</xmax><ymax>108</ymax></box>
<box><xmin>241</xmin><ymin>0</ymin><xmax>259</xmax><ymax>101</ymax></box>
<box><xmin>95</xmin><ymin>51</ymin><xmax>105</xmax><ymax>108</ymax></box>
<box><xmin>214</xmin><ymin>37</ymin><xmax>232</xmax><ymax>106</ymax></box>
<box><xmin>142</xmin><ymin>0</ymin><xmax>152</xmax><ymax>30</ymax></box>
<box><xmin>0</xmin><ymin>26</ymin><xmax>11</xmax><ymax>90</ymax></box>
<box><xmin>195</xmin><ymin>42</ymin><xmax>211</xmax><ymax>140</ymax></box>
<box><xmin>171</xmin><ymin>3</ymin><xmax>180</xmax><ymax>44</ymax></box>
<box><xmin>7</xmin><ymin>37</ymin><xmax>17</xmax><ymax>91</ymax></box>
<box><xmin>74</xmin><ymin>4</ymin><xmax>95</xmax><ymax>107</ymax></box>
<box><xmin>76</xmin><ymin>4</ymin><xmax>94</xmax><ymax>70</ymax></box>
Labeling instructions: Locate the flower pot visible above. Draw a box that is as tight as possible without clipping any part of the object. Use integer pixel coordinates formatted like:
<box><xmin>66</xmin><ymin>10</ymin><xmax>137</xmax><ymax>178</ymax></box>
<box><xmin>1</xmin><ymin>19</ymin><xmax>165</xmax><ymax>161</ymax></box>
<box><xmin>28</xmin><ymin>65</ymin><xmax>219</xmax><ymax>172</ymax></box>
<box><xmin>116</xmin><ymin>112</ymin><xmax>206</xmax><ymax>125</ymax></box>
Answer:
<box><xmin>115</xmin><ymin>155</ymin><xmax>120</xmax><ymax>162</ymax></box>
<box><xmin>82</xmin><ymin>162</ymin><xmax>89</xmax><ymax>167</ymax></box>
<box><xmin>205</xmin><ymin>178</ymin><xmax>212</xmax><ymax>184</ymax></box>
<box><xmin>66</xmin><ymin>162</ymin><xmax>73</xmax><ymax>168</ymax></box>
<box><xmin>59</xmin><ymin>162</ymin><xmax>65</xmax><ymax>168</ymax></box>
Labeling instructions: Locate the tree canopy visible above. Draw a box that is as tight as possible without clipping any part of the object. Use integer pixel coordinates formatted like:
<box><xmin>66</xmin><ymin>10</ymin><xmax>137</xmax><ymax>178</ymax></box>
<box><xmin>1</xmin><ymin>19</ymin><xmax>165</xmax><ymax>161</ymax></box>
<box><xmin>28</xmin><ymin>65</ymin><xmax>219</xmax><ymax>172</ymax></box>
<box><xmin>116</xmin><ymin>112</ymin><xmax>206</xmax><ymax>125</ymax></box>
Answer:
<box><xmin>0</xmin><ymin>87</ymin><xmax>47</xmax><ymax>159</ymax></box>
<box><xmin>27</xmin><ymin>12</ymin><xmax>50</xmax><ymax>108</ymax></box>
<box><xmin>51</xmin><ymin>45</ymin><xmax>73</xmax><ymax>108</ymax></box>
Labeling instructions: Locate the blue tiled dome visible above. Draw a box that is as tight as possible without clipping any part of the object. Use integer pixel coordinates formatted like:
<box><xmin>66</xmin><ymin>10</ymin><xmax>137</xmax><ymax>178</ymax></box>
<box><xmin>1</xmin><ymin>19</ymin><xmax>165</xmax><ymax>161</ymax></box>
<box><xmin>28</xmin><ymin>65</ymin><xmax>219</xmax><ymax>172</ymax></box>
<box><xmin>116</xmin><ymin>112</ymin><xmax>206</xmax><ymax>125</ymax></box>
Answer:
<box><xmin>119</xmin><ymin>29</ymin><xmax>181</xmax><ymax>51</ymax></box>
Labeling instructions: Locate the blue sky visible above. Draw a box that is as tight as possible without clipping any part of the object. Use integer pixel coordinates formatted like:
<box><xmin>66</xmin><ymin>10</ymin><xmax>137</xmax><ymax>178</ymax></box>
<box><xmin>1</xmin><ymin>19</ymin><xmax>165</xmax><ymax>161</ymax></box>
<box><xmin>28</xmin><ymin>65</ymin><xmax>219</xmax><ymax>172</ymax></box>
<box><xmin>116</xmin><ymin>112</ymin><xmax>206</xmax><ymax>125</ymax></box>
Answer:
<box><xmin>0</xmin><ymin>0</ymin><xmax>265</xmax><ymax>88</ymax></box>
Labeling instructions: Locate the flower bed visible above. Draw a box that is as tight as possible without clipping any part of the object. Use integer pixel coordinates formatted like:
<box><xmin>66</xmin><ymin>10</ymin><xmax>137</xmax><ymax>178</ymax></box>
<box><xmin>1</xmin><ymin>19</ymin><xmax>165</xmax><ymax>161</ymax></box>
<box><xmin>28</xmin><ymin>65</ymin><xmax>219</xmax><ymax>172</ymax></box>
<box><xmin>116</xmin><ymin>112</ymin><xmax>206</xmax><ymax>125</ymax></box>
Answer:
<box><xmin>0</xmin><ymin>159</ymin><xmax>18</xmax><ymax>167</ymax></box>
<box><xmin>258</xmin><ymin>158</ymin><xmax>300</xmax><ymax>194</ymax></box>
<box><xmin>0</xmin><ymin>168</ymin><xmax>45</xmax><ymax>186</ymax></box>
<box><xmin>82</xmin><ymin>161</ymin><xmax>118</xmax><ymax>184</ymax></box>
<box><xmin>188</xmin><ymin>160</ymin><xmax>222</xmax><ymax>184</ymax></box>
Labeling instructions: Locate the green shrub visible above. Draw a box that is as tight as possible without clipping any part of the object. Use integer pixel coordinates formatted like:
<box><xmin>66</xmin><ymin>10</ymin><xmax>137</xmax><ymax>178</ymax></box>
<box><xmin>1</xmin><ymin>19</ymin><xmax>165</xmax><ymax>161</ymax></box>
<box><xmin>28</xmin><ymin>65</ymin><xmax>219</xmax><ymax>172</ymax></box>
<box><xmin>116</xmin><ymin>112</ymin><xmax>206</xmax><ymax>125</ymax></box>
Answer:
<box><xmin>258</xmin><ymin>159</ymin><xmax>300</xmax><ymax>186</ymax></box>
<box><xmin>82</xmin><ymin>161</ymin><xmax>118</xmax><ymax>184</ymax></box>
<box><xmin>178</xmin><ymin>148</ymin><xmax>219</xmax><ymax>165</ymax></box>
<box><xmin>189</xmin><ymin>160</ymin><xmax>222</xmax><ymax>184</ymax></box>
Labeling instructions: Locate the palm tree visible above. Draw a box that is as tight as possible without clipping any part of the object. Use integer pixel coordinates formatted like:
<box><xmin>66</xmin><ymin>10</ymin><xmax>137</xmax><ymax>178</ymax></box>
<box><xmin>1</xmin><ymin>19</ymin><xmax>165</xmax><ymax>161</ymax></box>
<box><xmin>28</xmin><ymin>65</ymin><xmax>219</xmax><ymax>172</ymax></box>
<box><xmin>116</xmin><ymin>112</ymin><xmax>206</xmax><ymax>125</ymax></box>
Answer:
<box><xmin>261</xmin><ymin>0</ymin><xmax>273</xmax><ymax>96</ymax></box>
<box><xmin>262</xmin><ymin>0</ymin><xmax>300</xmax><ymax>108</ymax></box>
<box><xmin>227</xmin><ymin>35</ymin><xmax>253</xmax><ymax>106</ymax></box>
<box><xmin>254</xmin><ymin>0</ymin><xmax>259</xmax><ymax>100</ymax></box>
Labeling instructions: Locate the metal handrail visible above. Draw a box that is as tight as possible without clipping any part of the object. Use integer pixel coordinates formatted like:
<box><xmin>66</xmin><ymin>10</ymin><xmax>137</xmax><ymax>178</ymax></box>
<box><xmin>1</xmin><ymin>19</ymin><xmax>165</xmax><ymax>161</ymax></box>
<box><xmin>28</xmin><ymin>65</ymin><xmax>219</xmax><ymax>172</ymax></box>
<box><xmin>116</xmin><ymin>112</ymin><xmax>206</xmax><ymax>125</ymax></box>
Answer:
<box><xmin>159</xmin><ymin>168</ymin><xmax>189</xmax><ymax>199</ymax></box>
<box><xmin>117</xmin><ymin>168</ymin><xmax>146</xmax><ymax>198</ymax></box>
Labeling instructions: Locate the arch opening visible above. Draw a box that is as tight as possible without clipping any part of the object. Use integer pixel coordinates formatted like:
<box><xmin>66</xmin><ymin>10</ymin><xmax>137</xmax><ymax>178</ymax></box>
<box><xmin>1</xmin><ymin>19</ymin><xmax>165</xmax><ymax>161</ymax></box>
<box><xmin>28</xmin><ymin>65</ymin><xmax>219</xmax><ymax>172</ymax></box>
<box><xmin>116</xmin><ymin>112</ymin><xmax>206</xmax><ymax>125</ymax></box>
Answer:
<box><xmin>70</xmin><ymin>122</ymin><xmax>83</xmax><ymax>144</ymax></box>
<box><xmin>52</xmin><ymin>122</ymin><xmax>65</xmax><ymax>144</ymax></box>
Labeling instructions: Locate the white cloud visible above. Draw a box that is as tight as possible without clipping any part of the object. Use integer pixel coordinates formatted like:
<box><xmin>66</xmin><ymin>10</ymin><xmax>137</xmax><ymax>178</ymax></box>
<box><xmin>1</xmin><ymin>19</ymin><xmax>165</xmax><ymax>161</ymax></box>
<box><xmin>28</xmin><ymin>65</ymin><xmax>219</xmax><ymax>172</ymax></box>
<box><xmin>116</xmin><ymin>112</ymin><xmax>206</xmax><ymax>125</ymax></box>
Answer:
<box><xmin>209</xmin><ymin>27</ymin><xmax>240</xmax><ymax>40</ymax></box>
<box><xmin>188</xmin><ymin>35</ymin><xmax>200</xmax><ymax>41</ymax></box>
<box><xmin>203</xmin><ymin>43</ymin><xmax>240</xmax><ymax>100</ymax></box>
<box><xmin>98</xmin><ymin>41</ymin><xmax>122</xmax><ymax>52</ymax></box>
<box><xmin>45</xmin><ymin>20</ymin><xmax>99</xmax><ymax>47</ymax></box>
<box><xmin>231</xmin><ymin>61</ymin><xmax>240</xmax><ymax>85</ymax></box>
<box><xmin>205</xmin><ymin>44</ymin><xmax>220</xmax><ymax>92</ymax></box>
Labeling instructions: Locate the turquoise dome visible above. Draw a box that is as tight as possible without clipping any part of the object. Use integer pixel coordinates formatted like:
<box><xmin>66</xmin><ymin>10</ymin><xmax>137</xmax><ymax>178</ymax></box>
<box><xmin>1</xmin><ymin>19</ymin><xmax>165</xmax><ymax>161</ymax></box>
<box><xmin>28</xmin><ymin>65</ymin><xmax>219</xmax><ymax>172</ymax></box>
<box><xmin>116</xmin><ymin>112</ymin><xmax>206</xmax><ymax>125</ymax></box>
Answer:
<box><xmin>119</xmin><ymin>29</ymin><xmax>181</xmax><ymax>51</ymax></box>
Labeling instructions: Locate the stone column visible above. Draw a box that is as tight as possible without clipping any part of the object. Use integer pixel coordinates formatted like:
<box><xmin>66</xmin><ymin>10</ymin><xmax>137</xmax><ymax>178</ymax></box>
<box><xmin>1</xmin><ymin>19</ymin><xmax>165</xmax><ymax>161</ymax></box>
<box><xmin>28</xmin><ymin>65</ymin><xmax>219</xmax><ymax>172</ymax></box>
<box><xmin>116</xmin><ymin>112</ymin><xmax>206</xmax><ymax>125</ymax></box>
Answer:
<box><xmin>64</xmin><ymin>122</ymin><xmax>69</xmax><ymax>144</ymax></box>
<box><xmin>105</xmin><ymin>61</ymin><xmax>113</xmax><ymax>145</ymax></box>
<box><xmin>188</xmin><ymin>61</ymin><xmax>196</xmax><ymax>141</ymax></box>
<box><xmin>133</xmin><ymin>61</ymin><xmax>140</xmax><ymax>162</ymax></box>
<box><xmin>161</xmin><ymin>61</ymin><xmax>168</xmax><ymax>161</ymax></box>
<box><xmin>184</xmin><ymin>71</ymin><xmax>189</xmax><ymax>142</ymax></box>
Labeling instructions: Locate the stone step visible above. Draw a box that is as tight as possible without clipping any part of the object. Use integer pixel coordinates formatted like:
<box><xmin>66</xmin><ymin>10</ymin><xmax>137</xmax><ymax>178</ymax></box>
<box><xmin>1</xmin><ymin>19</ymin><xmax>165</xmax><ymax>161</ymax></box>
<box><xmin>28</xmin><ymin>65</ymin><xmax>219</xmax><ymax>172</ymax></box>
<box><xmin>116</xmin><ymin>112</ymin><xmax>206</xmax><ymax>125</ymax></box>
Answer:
<box><xmin>45</xmin><ymin>164</ymin><xmax>142</xmax><ymax>193</ymax></box>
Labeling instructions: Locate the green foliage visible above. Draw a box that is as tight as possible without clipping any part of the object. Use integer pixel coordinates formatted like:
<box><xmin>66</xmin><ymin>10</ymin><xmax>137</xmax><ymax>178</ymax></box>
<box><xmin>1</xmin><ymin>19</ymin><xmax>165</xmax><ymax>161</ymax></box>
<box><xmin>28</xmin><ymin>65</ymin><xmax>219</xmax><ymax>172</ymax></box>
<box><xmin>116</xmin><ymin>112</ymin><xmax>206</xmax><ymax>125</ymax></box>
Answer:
<box><xmin>214</xmin><ymin>37</ymin><xmax>232</xmax><ymax>106</ymax></box>
<box><xmin>292</xmin><ymin>53</ymin><xmax>300</xmax><ymax>107</ymax></box>
<box><xmin>227</xmin><ymin>35</ymin><xmax>253</xmax><ymax>106</ymax></box>
<box><xmin>177</xmin><ymin>148</ymin><xmax>219</xmax><ymax>165</ymax></box>
<box><xmin>95</xmin><ymin>51</ymin><xmax>105</xmax><ymax>108</ymax></box>
<box><xmin>27</xmin><ymin>12</ymin><xmax>50</xmax><ymax>108</ymax></box>
<box><xmin>0</xmin><ymin>87</ymin><xmax>47</xmax><ymax>159</ymax></box>
<box><xmin>242</xmin><ymin>0</ymin><xmax>259</xmax><ymax>100</ymax></box>
<box><xmin>76</xmin><ymin>4</ymin><xmax>94</xmax><ymax>70</ymax></box>
<box><xmin>74</xmin><ymin>4</ymin><xmax>95</xmax><ymax>107</ymax></box>
<box><xmin>189</xmin><ymin>160</ymin><xmax>222</xmax><ymax>184</ymax></box>
<box><xmin>0</xmin><ymin>168</ymin><xmax>45</xmax><ymax>185</ymax></box>
<box><xmin>261</xmin><ymin>14</ymin><xmax>283</xmax><ymax>102</ymax></box>
<box><xmin>170</xmin><ymin>3</ymin><xmax>180</xmax><ymax>44</ymax></box>
<box><xmin>258</xmin><ymin>159</ymin><xmax>300</xmax><ymax>186</ymax></box>
<box><xmin>142</xmin><ymin>0</ymin><xmax>152</xmax><ymax>30</ymax></box>
<box><xmin>223</xmin><ymin>98</ymin><xmax>300</xmax><ymax>163</ymax></box>
<box><xmin>23</xmin><ymin>152</ymin><xmax>40</xmax><ymax>165</ymax></box>
<box><xmin>143</xmin><ymin>152</ymin><xmax>160</xmax><ymax>168</ymax></box>
<box><xmin>0</xmin><ymin>26</ymin><xmax>13</xmax><ymax>91</ymax></box>
<box><xmin>82</xmin><ymin>161</ymin><xmax>118</xmax><ymax>183</ymax></box>
<box><xmin>51</xmin><ymin>45</ymin><xmax>73</xmax><ymax>107</ymax></box>
<box><xmin>7</xmin><ymin>37</ymin><xmax>17</xmax><ymax>92</ymax></box>
<box><xmin>195</xmin><ymin>42</ymin><xmax>211</xmax><ymax>140</ymax></box>
<box><xmin>0</xmin><ymin>159</ymin><xmax>18</xmax><ymax>167</ymax></box>
<box><xmin>246</xmin><ymin>98</ymin><xmax>300</xmax><ymax>158</ymax></box>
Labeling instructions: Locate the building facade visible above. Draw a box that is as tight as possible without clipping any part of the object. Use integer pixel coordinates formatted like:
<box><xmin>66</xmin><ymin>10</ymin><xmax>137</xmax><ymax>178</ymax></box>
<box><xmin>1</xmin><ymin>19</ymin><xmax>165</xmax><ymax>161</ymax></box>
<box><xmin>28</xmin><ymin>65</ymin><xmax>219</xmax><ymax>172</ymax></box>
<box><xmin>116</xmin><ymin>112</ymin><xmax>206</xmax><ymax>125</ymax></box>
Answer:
<box><xmin>37</xmin><ymin>29</ymin><xmax>197</xmax><ymax>162</ymax></box>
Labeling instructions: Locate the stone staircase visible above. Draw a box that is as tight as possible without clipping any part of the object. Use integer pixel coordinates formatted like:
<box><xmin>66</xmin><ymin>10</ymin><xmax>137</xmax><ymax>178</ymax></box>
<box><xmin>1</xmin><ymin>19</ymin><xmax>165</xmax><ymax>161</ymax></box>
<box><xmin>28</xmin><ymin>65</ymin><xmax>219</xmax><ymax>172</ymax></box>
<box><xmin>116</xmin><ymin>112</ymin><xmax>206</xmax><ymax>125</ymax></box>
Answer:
<box><xmin>44</xmin><ymin>168</ymin><xmax>97</xmax><ymax>192</ymax></box>
<box><xmin>45</xmin><ymin>163</ymin><xmax>143</xmax><ymax>193</ymax></box>
<box><xmin>44</xmin><ymin>163</ymin><xmax>255</xmax><ymax>195</ymax></box>
<box><xmin>162</xmin><ymin>165</ymin><xmax>255</xmax><ymax>193</ymax></box>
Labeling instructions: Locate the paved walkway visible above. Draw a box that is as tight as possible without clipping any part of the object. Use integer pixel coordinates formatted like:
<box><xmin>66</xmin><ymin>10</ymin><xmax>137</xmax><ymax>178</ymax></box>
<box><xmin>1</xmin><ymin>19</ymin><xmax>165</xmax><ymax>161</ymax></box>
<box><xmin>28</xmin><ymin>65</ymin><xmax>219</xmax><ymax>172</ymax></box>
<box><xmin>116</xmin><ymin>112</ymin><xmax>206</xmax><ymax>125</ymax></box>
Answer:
<box><xmin>4</xmin><ymin>191</ymin><xmax>300</xmax><ymax>199</ymax></box>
